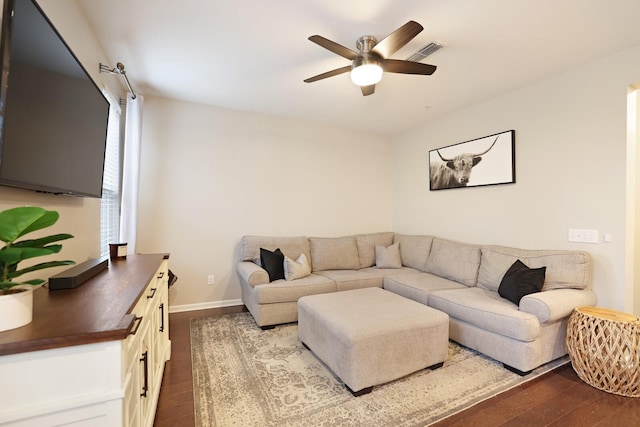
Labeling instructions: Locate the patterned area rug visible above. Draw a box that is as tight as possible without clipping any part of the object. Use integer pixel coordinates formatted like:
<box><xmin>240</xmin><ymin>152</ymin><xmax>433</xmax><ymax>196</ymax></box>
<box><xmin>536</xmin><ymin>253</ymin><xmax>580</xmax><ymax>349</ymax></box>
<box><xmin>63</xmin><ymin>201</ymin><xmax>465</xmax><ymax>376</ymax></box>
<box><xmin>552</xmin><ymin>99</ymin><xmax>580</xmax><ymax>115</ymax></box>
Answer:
<box><xmin>191</xmin><ymin>312</ymin><xmax>568</xmax><ymax>427</ymax></box>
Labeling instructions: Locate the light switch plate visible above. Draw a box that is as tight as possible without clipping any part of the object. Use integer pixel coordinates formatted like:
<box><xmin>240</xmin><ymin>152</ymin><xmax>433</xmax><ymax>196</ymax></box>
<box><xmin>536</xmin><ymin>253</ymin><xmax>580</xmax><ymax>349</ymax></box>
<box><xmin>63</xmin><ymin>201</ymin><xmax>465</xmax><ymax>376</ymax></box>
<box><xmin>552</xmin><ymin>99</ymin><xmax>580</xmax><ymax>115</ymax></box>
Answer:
<box><xmin>568</xmin><ymin>229</ymin><xmax>599</xmax><ymax>244</ymax></box>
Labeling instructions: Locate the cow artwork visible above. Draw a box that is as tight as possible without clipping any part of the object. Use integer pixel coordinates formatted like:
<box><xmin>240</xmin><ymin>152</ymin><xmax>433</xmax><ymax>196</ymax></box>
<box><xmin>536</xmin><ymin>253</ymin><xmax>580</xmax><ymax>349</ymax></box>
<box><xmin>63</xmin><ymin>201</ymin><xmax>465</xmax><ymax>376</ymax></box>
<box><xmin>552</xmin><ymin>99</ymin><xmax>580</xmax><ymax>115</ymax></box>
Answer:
<box><xmin>429</xmin><ymin>136</ymin><xmax>499</xmax><ymax>190</ymax></box>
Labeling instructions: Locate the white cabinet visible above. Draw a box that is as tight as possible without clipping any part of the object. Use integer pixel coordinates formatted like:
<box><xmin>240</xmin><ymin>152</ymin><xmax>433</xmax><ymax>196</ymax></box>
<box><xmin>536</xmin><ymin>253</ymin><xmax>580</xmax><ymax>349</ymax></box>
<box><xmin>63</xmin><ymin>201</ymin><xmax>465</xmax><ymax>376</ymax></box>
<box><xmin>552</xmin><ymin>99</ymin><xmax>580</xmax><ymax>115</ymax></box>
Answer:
<box><xmin>123</xmin><ymin>260</ymin><xmax>171</xmax><ymax>427</ymax></box>
<box><xmin>0</xmin><ymin>254</ymin><xmax>171</xmax><ymax>427</ymax></box>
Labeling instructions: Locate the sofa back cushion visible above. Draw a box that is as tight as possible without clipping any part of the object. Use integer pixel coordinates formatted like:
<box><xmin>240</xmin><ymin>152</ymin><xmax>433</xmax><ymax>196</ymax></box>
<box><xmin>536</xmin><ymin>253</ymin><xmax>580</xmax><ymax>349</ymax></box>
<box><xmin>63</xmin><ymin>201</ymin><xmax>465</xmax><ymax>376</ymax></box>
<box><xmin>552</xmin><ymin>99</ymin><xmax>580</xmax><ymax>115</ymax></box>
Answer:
<box><xmin>309</xmin><ymin>236</ymin><xmax>360</xmax><ymax>271</ymax></box>
<box><xmin>240</xmin><ymin>235</ymin><xmax>311</xmax><ymax>264</ymax></box>
<box><xmin>478</xmin><ymin>246</ymin><xmax>591</xmax><ymax>292</ymax></box>
<box><xmin>393</xmin><ymin>234</ymin><xmax>434</xmax><ymax>270</ymax></box>
<box><xmin>354</xmin><ymin>232</ymin><xmax>395</xmax><ymax>268</ymax></box>
<box><xmin>424</xmin><ymin>238</ymin><xmax>481</xmax><ymax>287</ymax></box>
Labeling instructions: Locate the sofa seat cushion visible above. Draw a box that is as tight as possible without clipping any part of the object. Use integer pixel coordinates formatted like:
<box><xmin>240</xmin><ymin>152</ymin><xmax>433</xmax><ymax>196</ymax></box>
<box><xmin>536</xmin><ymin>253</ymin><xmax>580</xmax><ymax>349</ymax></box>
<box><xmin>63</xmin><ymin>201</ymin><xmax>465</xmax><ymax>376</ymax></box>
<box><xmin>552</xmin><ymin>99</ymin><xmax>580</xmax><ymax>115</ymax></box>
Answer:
<box><xmin>315</xmin><ymin>270</ymin><xmax>383</xmax><ymax>291</ymax></box>
<box><xmin>361</xmin><ymin>266</ymin><xmax>420</xmax><ymax>278</ymax></box>
<box><xmin>253</xmin><ymin>274</ymin><xmax>336</xmax><ymax>304</ymax></box>
<box><xmin>428</xmin><ymin>287</ymin><xmax>541</xmax><ymax>342</ymax></box>
<box><xmin>383</xmin><ymin>272</ymin><xmax>467</xmax><ymax>305</ymax></box>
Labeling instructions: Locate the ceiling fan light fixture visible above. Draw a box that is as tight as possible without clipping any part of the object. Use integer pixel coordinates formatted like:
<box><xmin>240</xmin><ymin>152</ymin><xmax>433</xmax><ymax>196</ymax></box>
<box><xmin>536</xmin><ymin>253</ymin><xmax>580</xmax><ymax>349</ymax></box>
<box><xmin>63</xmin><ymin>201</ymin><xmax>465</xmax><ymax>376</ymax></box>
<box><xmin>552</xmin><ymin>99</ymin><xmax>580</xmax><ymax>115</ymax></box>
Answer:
<box><xmin>350</xmin><ymin>52</ymin><xmax>383</xmax><ymax>86</ymax></box>
<box><xmin>305</xmin><ymin>22</ymin><xmax>433</xmax><ymax>95</ymax></box>
<box><xmin>350</xmin><ymin>63</ymin><xmax>383</xmax><ymax>86</ymax></box>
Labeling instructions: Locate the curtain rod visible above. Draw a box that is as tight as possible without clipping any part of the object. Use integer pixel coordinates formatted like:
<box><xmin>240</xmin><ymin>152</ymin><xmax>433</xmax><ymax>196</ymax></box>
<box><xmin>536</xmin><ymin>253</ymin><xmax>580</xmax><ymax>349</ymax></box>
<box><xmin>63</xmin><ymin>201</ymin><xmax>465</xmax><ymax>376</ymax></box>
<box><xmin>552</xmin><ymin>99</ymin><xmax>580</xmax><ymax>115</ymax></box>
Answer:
<box><xmin>99</xmin><ymin>62</ymin><xmax>137</xmax><ymax>99</ymax></box>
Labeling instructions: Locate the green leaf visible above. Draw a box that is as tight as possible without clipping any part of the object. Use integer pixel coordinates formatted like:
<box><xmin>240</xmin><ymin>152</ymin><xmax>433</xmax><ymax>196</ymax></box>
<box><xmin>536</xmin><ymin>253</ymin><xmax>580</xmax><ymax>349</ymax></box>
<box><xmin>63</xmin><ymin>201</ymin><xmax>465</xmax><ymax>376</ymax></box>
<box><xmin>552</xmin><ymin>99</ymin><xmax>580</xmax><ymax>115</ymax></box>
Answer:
<box><xmin>8</xmin><ymin>260</ymin><xmax>75</xmax><ymax>279</ymax></box>
<box><xmin>0</xmin><ymin>206</ymin><xmax>74</xmax><ymax>286</ymax></box>
<box><xmin>0</xmin><ymin>247</ymin><xmax>23</xmax><ymax>264</ymax></box>
<box><xmin>18</xmin><ymin>210</ymin><xmax>60</xmax><ymax>240</ymax></box>
<box><xmin>25</xmin><ymin>245</ymin><xmax>64</xmax><ymax>258</ymax></box>
<box><xmin>0</xmin><ymin>207</ymin><xmax>56</xmax><ymax>243</ymax></box>
<box><xmin>0</xmin><ymin>246</ymin><xmax>61</xmax><ymax>264</ymax></box>
<box><xmin>0</xmin><ymin>281</ymin><xmax>14</xmax><ymax>292</ymax></box>
<box><xmin>12</xmin><ymin>234</ymin><xmax>74</xmax><ymax>248</ymax></box>
<box><xmin>0</xmin><ymin>262</ymin><xmax>17</xmax><ymax>275</ymax></box>
<box><xmin>22</xmin><ymin>279</ymin><xmax>46</xmax><ymax>285</ymax></box>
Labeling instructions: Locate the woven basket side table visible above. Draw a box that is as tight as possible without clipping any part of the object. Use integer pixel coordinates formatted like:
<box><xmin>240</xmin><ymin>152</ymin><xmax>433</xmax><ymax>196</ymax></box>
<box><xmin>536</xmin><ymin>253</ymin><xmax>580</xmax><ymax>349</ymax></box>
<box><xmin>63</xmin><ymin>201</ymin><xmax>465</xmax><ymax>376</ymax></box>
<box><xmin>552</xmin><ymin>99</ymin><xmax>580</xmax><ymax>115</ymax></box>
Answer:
<box><xmin>566</xmin><ymin>306</ymin><xmax>640</xmax><ymax>397</ymax></box>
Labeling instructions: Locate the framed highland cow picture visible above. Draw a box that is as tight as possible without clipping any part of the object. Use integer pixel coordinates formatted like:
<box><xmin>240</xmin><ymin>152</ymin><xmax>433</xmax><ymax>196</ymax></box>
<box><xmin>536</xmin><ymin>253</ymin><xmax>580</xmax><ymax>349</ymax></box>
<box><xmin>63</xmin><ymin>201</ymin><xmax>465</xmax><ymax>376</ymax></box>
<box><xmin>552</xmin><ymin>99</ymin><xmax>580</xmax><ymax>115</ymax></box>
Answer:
<box><xmin>429</xmin><ymin>130</ymin><xmax>515</xmax><ymax>191</ymax></box>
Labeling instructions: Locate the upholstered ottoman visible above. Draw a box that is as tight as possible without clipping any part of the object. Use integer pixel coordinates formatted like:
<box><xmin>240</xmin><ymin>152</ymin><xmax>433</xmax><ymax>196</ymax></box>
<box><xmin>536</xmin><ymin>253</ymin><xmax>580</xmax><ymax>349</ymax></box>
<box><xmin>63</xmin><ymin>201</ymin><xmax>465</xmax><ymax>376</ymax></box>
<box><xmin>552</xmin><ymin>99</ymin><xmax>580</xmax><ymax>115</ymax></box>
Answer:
<box><xmin>298</xmin><ymin>287</ymin><xmax>449</xmax><ymax>395</ymax></box>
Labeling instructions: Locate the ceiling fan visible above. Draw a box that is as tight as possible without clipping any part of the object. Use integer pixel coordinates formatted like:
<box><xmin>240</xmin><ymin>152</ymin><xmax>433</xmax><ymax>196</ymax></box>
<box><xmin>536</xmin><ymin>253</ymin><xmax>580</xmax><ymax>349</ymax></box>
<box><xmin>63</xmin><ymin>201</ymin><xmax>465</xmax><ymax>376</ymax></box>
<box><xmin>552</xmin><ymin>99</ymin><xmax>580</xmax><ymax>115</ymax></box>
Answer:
<box><xmin>304</xmin><ymin>21</ymin><xmax>437</xmax><ymax>96</ymax></box>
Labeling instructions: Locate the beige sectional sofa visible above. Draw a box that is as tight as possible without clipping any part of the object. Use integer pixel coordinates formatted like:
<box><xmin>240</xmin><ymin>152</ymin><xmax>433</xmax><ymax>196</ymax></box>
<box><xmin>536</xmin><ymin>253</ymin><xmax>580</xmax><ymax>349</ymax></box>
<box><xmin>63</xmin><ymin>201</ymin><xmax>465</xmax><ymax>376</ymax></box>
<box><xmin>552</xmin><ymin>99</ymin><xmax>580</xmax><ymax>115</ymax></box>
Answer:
<box><xmin>236</xmin><ymin>232</ymin><xmax>597</xmax><ymax>373</ymax></box>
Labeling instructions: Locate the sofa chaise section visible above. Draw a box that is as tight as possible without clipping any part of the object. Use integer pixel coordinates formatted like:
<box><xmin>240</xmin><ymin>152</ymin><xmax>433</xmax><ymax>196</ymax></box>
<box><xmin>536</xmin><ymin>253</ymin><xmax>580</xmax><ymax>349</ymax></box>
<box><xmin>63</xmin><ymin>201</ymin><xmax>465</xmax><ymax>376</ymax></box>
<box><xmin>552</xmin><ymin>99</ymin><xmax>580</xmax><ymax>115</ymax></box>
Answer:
<box><xmin>386</xmin><ymin>239</ymin><xmax>596</xmax><ymax>373</ymax></box>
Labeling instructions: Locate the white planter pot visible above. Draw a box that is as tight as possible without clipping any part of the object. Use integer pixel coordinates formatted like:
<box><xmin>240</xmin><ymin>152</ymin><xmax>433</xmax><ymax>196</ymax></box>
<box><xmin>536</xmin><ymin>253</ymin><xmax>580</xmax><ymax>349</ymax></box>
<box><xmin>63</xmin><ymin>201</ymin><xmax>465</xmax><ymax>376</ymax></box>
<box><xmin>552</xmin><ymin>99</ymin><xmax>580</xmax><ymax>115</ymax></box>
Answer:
<box><xmin>0</xmin><ymin>289</ymin><xmax>33</xmax><ymax>332</ymax></box>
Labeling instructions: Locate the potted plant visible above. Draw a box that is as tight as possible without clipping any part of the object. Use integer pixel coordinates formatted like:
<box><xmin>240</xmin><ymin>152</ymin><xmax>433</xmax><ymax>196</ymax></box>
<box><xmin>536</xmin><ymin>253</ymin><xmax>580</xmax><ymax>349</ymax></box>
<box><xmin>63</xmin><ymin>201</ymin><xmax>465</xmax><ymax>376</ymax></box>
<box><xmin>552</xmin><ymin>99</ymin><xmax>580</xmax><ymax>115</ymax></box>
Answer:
<box><xmin>0</xmin><ymin>206</ymin><xmax>74</xmax><ymax>332</ymax></box>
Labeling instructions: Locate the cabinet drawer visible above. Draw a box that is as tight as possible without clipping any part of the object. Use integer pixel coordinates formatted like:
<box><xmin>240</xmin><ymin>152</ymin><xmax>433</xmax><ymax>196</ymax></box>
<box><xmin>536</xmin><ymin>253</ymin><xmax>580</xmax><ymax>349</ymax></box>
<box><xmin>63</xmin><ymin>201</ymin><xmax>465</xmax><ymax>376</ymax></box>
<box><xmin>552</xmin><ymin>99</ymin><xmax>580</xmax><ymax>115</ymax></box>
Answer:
<box><xmin>123</xmin><ymin>296</ymin><xmax>146</xmax><ymax>364</ymax></box>
<box><xmin>123</xmin><ymin>327</ymin><xmax>140</xmax><ymax>374</ymax></box>
<box><xmin>152</xmin><ymin>263</ymin><xmax>168</xmax><ymax>297</ymax></box>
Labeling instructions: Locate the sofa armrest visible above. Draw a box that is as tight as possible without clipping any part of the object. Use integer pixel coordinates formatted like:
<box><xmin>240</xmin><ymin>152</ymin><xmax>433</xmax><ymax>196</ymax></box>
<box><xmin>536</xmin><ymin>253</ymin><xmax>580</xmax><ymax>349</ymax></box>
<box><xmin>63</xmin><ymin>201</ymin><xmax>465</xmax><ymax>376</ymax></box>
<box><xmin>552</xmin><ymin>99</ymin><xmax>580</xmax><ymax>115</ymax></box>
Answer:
<box><xmin>236</xmin><ymin>261</ymin><xmax>269</xmax><ymax>287</ymax></box>
<box><xmin>520</xmin><ymin>288</ymin><xmax>597</xmax><ymax>323</ymax></box>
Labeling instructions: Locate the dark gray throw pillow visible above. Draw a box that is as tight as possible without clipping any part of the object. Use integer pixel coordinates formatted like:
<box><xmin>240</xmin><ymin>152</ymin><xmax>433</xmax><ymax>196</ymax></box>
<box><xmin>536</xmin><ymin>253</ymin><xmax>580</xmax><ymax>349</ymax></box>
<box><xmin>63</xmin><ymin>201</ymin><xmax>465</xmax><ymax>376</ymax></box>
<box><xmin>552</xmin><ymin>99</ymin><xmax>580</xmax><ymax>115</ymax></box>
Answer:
<box><xmin>498</xmin><ymin>260</ymin><xmax>546</xmax><ymax>305</ymax></box>
<box><xmin>260</xmin><ymin>248</ymin><xmax>285</xmax><ymax>282</ymax></box>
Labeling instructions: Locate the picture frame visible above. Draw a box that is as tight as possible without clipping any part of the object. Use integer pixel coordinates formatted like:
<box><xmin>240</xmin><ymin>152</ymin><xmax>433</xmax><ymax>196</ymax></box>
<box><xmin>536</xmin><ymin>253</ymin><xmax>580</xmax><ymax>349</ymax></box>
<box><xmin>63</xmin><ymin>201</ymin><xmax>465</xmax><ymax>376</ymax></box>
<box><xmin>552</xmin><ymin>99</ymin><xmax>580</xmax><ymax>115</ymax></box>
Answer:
<box><xmin>429</xmin><ymin>130</ymin><xmax>515</xmax><ymax>191</ymax></box>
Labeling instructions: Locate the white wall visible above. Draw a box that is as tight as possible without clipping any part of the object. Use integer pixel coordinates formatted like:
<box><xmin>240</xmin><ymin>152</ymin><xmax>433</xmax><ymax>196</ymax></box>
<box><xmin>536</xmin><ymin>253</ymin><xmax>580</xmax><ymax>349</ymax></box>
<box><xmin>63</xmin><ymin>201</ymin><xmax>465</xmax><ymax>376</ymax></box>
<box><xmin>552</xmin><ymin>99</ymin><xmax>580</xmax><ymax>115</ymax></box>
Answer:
<box><xmin>631</xmin><ymin>88</ymin><xmax>640</xmax><ymax>315</ymax></box>
<box><xmin>0</xmin><ymin>187</ymin><xmax>101</xmax><ymax>280</ymax></box>
<box><xmin>636</xmin><ymin>89</ymin><xmax>640</xmax><ymax>315</ymax></box>
<box><xmin>392</xmin><ymin>45</ymin><xmax>640</xmax><ymax>312</ymax></box>
<box><xmin>136</xmin><ymin>97</ymin><xmax>392</xmax><ymax>308</ymax></box>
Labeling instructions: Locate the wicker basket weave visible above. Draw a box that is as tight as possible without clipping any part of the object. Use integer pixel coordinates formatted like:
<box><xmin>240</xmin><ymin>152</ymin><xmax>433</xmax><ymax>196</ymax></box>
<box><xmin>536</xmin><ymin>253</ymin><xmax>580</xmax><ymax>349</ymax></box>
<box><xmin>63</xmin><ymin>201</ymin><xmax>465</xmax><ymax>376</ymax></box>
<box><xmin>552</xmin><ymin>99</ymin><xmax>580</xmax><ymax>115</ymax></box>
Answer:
<box><xmin>566</xmin><ymin>306</ymin><xmax>640</xmax><ymax>397</ymax></box>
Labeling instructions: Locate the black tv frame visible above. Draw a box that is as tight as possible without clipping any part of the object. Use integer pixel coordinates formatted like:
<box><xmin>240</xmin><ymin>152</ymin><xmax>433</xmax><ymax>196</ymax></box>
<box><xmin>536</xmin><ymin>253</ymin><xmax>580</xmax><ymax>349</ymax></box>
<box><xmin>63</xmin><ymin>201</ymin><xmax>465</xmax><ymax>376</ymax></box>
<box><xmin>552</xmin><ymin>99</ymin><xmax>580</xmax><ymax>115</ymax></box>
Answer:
<box><xmin>0</xmin><ymin>0</ymin><xmax>110</xmax><ymax>198</ymax></box>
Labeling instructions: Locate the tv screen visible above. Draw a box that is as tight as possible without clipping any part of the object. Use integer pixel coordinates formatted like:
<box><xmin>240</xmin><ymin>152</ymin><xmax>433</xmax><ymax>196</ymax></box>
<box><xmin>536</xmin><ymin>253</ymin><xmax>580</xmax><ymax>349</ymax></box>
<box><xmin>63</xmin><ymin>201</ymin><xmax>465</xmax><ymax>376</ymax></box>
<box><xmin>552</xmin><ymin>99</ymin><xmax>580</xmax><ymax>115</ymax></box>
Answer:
<box><xmin>0</xmin><ymin>0</ymin><xmax>110</xmax><ymax>198</ymax></box>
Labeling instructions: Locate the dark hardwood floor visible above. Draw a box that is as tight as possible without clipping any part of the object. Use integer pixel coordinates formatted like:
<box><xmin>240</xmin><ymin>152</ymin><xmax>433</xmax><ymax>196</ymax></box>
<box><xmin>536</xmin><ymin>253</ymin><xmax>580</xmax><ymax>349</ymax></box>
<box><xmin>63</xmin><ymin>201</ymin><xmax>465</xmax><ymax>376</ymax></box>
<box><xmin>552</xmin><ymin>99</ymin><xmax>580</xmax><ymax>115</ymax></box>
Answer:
<box><xmin>154</xmin><ymin>306</ymin><xmax>245</xmax><ymax>427</ymax></box>
<box><xmin>154</xmin><ymin>307</ymin><xmax>640</xmax><ymax>427</ymax></box>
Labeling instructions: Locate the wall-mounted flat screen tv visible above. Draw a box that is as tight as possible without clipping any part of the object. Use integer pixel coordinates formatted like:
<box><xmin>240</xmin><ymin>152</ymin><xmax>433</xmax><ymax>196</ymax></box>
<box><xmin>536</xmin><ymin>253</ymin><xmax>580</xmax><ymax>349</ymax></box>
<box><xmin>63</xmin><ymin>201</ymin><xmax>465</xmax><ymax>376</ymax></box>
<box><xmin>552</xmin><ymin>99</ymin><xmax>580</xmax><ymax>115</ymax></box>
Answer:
<box><xmin>0</xmin><ymin>0</ymin><xmax>110</xmax><ymax>198</ymax></box>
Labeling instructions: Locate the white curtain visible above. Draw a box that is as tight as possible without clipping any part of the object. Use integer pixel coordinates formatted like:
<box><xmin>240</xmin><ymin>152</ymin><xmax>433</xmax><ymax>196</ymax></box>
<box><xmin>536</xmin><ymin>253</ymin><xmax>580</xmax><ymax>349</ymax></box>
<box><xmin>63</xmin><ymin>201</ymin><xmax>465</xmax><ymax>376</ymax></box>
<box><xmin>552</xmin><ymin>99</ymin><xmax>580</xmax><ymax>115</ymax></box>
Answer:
<box><xmin>119</xmin><ymin>93</ymin><xmax>144</xmax><ymax>253</ymax></box>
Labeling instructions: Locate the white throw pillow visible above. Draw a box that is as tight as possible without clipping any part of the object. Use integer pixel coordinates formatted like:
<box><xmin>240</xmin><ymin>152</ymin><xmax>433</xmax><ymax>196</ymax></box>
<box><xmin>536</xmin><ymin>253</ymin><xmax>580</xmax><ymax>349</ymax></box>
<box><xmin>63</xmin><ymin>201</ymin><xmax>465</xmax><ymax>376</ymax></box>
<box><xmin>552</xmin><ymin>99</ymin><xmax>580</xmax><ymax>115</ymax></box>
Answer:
<box><xmin>375</xmin><ymin>243</ymin><xmax>402</xmax><ymax>269</ymax></box>
<box><xmin>284</xmin><ymin>253</ymin><xmax>311</xmax><ymax>280</ymax></box>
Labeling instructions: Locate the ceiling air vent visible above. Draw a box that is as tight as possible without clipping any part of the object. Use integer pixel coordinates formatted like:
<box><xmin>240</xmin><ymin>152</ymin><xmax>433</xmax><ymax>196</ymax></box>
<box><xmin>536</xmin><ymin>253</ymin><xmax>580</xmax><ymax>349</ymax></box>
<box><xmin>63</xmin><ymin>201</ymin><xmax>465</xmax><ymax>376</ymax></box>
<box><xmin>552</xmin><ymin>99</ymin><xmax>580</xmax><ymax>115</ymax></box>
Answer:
<box><xmin>406</xmin><ymin>42</ymin><xmax>444</xmax><ymax>62</ymax></box>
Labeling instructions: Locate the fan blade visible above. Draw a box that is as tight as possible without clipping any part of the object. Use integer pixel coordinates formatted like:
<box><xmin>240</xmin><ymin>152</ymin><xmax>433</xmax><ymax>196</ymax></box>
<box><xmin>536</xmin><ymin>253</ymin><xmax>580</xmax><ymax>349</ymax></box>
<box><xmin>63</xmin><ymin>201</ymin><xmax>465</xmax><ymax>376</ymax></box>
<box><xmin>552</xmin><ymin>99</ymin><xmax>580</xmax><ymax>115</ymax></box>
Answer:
<box><xmin>383</xmin><ymin>59</ymin><xmax>437</xmax><ymax>75</ymax></box>
<box><xmin>304</xmin><ymin>65</ymin><xmax>352</xmax><ymax>83</ymax></box>
<box><xmin>308</xmin><ymin>35</ymin><xmax>358</xmax><ymax>60</ymax></box>
<box><xmin>372</xmin><ymin>21</ymin><xmax>423</xmax><ymax>59</ymax></box>
<box><xmin>361</xmin><ymin>85</ymin><xmax>375</xmax><ymax>96</ymax></box>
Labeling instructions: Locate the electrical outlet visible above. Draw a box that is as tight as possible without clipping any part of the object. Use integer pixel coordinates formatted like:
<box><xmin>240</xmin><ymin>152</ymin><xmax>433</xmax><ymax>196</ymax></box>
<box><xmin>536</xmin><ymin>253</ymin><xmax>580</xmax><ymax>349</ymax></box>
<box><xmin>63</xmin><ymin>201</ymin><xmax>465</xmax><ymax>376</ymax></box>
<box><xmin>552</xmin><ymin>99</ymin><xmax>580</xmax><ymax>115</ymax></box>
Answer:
<box><xmin>207</xmin><ymin>274</ymin><xmax>215</xmax><ymax>285</ymax></box>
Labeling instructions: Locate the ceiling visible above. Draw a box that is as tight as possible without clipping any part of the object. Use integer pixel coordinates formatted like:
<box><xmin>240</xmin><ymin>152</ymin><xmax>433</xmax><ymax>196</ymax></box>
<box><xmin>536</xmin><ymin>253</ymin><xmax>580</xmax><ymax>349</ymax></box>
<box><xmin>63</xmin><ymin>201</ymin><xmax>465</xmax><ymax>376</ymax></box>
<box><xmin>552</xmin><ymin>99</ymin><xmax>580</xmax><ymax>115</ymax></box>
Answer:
<box><xmin>74</xmin><ymin>0</ymin><xmax>640</xmax><ymax>136</ymax></box>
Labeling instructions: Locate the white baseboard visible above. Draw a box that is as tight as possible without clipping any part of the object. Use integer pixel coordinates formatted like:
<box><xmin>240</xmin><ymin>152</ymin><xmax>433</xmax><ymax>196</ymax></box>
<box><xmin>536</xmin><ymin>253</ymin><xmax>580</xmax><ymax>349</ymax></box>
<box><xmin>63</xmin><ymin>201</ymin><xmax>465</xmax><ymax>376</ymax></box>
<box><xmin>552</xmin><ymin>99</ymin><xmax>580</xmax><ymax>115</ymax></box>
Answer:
<box><xmin>169</xmin><ymin>299</ymin><xmax>243</xmax><ymax>313</ymax></box>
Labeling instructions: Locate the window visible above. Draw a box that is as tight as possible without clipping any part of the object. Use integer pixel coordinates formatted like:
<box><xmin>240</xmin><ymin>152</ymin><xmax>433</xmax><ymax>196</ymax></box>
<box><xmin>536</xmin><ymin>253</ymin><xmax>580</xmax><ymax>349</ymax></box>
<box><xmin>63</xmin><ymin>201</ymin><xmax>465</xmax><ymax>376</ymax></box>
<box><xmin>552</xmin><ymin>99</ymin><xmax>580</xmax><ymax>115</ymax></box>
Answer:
<box><xmin>100</xmin><ymin>95</ymin><xmax>122</xmax><ymax>258</ymax></box>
